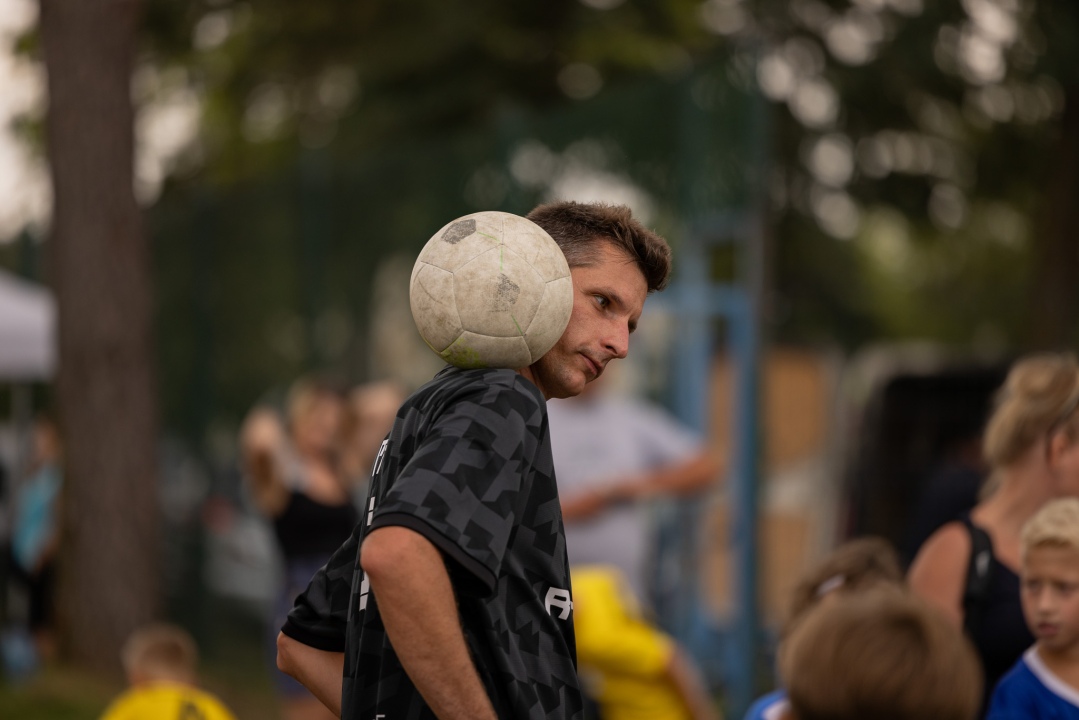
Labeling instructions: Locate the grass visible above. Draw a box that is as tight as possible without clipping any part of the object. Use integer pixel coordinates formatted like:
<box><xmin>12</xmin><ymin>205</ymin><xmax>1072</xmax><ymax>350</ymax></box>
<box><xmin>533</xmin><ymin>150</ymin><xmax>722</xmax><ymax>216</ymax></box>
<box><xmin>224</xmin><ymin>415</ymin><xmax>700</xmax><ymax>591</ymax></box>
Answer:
<box><xmin>0</xmin><ymin>597</ymin><xmax>281</xmax><ymax>719</ymax></box>
<box><xmin>0</xmin><ymin>665</ymin><xmax>116</xmax><ymax>720</ymax></box>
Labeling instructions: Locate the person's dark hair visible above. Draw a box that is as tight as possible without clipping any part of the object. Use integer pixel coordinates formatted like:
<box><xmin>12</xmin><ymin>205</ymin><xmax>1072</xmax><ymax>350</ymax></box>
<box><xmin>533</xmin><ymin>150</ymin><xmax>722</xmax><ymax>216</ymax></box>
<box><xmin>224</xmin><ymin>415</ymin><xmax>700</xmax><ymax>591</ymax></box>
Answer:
<box><xmin>527</xmin><ymin>201</ymin><xmax>672</xmax><ymax>293</ymax></box>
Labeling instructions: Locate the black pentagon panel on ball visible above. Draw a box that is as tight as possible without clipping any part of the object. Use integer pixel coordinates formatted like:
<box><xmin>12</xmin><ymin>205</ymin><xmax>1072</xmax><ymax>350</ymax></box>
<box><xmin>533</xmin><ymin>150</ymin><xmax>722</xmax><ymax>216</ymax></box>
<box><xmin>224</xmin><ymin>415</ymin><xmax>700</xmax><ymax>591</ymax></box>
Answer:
<box><xmin>441</xmin><ymin>218</ymin><xmax>477</xmax><ymax>245</ymax></box>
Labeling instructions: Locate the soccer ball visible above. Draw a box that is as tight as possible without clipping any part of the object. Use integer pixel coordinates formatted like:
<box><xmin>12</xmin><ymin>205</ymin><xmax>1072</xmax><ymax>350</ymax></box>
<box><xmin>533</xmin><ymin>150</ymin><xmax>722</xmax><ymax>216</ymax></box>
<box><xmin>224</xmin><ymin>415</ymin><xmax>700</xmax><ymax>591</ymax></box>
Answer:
<box><xmin>410</xmin><ymin>211</ymin><xmax>573</xmax><ymax>369</ymax></box>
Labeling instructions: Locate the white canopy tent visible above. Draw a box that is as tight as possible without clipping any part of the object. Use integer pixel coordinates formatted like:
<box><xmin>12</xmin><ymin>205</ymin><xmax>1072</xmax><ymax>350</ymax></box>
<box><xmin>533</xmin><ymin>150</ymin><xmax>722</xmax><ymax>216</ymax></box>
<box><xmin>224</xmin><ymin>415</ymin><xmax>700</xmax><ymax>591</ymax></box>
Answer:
<box><xmin>0</xmin><ymin>269</ymin><xmax>55</xmax><ymax>500</ymax></box>
<box><xmin>0</xmin><ymin>269</ymin><xmax>55</xmax><ymax>381</ymax></box>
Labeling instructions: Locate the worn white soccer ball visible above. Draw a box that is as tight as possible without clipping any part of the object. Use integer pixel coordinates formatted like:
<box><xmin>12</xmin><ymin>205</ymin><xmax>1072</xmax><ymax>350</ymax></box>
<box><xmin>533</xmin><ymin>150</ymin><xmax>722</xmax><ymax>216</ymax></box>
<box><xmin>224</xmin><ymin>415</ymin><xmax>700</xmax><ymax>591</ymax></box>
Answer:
<box><xmin>410</xmin><ymin>211</ymin><xmax>573</xmax><ymax>369</ymax></box>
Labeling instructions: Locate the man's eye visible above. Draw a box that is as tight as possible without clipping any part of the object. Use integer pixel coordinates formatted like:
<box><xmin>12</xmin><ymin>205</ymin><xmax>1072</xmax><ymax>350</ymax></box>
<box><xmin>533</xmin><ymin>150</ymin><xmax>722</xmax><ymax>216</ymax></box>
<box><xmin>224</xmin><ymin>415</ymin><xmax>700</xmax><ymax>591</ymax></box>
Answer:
<box><xmin>594</xmin><ymin>295</ymin><xmax>609</xmax><ymax>308</ymax></box>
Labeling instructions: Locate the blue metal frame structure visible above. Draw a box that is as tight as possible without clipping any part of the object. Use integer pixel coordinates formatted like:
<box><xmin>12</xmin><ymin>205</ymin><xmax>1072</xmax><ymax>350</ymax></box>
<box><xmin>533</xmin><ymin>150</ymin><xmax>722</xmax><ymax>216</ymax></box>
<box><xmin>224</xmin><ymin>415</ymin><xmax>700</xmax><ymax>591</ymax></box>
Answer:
<box><xmin>651</xmin><ymin>62</ymin><xmax>769</xmax><ymax>719</ymax></box>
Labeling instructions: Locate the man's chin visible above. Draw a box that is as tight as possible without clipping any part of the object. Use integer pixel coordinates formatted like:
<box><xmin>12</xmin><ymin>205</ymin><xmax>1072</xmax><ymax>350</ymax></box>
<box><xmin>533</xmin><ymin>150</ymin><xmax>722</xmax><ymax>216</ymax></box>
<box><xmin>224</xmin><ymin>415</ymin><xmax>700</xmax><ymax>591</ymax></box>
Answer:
<box><xmin>550</xmin><ymin>375</ymin><xmax>589</xmax><ymax>400</ymax></box>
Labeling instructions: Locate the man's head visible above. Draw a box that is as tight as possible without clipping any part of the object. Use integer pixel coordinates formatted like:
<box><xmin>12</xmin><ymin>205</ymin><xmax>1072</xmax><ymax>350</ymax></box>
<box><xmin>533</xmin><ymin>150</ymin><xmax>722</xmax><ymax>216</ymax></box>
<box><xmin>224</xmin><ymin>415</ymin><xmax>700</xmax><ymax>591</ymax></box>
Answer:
<box><xmin>121</xmin><ymin>623</ymin><xmax>200</xmax><ymax>687</ymax></box>
<box><xmin>523</xmin><ymin>201</ymin><xmax>672</xmax><ymax>399</ymax></box>
<box><xmin>1020</xmin><ymin>497</ymin><xmax>1079</xmax><ymax>656</ymax></box>
<box><xmin>778</xmin><ymin>589</ymin><xmax>981</xmax><ymax>720</ymax></box>
<box><xmin>527</xmin><ymin>201</ymin><xmax>672</xmax><ymax>294</ymax></box>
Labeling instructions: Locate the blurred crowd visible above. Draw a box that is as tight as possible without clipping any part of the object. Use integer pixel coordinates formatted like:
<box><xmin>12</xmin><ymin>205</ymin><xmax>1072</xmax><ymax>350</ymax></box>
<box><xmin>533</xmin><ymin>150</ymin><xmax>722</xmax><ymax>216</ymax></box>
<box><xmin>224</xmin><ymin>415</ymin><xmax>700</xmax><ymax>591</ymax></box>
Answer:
<box><xmin>239</xmin><ymin>376</ymin><xmax>403</xmax><ymax>720</ymax></box>
<box><xmin>3</xmin><ymin>351</ymin><xmax>1079</xmax><ymax>720</ymax></box>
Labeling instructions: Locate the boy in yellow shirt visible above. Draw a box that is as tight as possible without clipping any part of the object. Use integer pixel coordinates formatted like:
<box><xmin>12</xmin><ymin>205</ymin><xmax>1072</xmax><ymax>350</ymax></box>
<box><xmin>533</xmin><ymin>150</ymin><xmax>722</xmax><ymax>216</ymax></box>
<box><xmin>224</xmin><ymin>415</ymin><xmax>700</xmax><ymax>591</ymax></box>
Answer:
<box><xmin>572</xmin><ymin>566</ymin><xmax>721</xmax><ymax>720</ymax></box>
<box><xmin>100</xmin><ymin>623</ymin><xmax>238</xmax><ymax>720</ymax></box>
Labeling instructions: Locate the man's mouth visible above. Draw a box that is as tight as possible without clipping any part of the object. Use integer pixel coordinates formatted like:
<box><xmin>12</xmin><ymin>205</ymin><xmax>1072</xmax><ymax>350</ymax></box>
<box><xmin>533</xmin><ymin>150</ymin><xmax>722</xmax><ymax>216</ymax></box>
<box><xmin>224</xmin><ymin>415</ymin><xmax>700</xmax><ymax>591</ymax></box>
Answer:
<box><xmin>582</xmin><ymin>354</ymin><xmax>602</xmax><ymax>378</ymax></box>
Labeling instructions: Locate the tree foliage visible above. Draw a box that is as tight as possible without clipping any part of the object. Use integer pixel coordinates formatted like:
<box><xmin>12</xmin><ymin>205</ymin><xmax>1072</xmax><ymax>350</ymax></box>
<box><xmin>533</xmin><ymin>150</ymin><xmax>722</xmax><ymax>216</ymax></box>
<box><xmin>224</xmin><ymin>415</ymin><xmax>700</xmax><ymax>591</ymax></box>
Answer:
<box><xmin>743</xmin><ymin>0</ymin><xmax>1079</xmax><ymax>349</ymax></box>
<box><xmin>131</xmin><ymin>0</ymin><xmax>1079</xmax><ymax>438</ymax></box>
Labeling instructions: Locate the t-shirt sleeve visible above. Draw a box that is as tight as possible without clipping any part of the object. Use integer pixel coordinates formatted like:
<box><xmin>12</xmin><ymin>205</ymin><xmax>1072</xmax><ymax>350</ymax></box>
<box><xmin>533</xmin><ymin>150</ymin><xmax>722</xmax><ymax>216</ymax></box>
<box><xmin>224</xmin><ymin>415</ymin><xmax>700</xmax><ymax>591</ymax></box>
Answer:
<box><xmin>367</xmin><ymin>377</ymin><xmax>544</xmax><ymax>597</ymax></box>
<box><xmin>280</xmin><ymin>525</ymin><xmax>360</xmax><ymax>652</ymax></box>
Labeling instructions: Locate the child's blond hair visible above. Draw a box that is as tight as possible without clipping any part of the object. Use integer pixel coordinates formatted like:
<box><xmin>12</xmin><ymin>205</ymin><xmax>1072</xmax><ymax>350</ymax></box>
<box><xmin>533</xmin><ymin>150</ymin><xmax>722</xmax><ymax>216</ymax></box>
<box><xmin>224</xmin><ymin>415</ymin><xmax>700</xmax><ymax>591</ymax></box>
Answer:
<box><xmin>780</xmin><ymin>588</ymin><xmax>982</xmax><ymax>720</ymax></box>
<box><xmin>121</xmin><ymin>624</ymin><xmax>199</xmax><ymax>685</ymax></box>
<box><xmin>1021</xmin><ymin>497</ymin><xmax>1079</xmax><ymax>560</ymax></box>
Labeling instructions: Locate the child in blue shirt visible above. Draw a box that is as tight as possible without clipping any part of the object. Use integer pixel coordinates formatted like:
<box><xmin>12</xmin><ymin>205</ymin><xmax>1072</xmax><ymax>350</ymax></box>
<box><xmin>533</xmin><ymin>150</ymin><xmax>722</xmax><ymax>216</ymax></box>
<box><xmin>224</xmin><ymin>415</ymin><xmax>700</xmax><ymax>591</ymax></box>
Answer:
<box><xmin>988</xmin><ymin>497</ymin><xmax>1079</xmax><ymax>719</ymax></box>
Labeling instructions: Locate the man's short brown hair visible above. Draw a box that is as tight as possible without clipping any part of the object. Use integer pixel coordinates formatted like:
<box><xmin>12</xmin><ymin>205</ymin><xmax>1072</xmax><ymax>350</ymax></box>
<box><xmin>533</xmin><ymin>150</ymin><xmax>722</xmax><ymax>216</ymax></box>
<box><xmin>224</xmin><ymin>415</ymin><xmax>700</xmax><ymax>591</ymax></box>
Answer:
<box><xmin>780</xmin><ymin>589</ymin><xmax>981</xmax><ymax>720</ymax></box>
<box><xmin>527</xmin><ymin>201</ymin><xmax>672</xmax><ymax>293</ymax></box>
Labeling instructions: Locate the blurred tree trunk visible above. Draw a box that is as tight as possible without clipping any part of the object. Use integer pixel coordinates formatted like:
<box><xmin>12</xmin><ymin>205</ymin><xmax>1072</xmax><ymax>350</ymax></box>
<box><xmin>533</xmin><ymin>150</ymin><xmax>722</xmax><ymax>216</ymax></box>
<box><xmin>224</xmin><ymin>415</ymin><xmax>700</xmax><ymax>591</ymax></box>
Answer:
<box><xmin>1026</xmin><ymin>86</ymin><xmax>1079</xmax><ymax>350</ymax></box>
<box><xmin>40</xmin><ymin>0</ymin><xmax>161</xmax><ymax>673</ymax></box>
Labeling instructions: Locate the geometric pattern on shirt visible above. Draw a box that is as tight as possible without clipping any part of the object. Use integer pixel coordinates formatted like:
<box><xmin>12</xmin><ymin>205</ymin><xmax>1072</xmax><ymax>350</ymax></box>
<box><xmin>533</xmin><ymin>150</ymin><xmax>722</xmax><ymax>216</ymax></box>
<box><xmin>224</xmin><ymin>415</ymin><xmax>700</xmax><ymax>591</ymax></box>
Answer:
<box><xmin>283</xmin><ymin>365</ymin><xmax>584</xmax><ymax>720</ymax></box>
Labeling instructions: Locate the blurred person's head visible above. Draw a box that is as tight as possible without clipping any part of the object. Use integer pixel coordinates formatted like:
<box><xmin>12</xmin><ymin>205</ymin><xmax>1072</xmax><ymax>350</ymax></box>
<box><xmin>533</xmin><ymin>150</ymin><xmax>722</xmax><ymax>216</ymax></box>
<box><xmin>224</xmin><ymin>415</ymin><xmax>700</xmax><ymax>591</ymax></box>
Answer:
<box><xmin>982</xmin><ymin>353</ymin><xmax>1079</xmax><ymax>497</ymax></box>
<box><xmin>784</xmin><ymin>536</ymin><xmax>904</xmax><ymax>637</ymax></box>
<box><xmin>345</xmin><ymin>381</ymin><xmax>405</xmax><ymax>473</ymax></box>
<box><xmin>286</xmin><ymin>376</ymin><xmax>345</xmax><ymax>458</ymax></box>
<box><xmin>33</xmin><ymin>414</ymin><xmax>61</xmax><ymax>464</ymax></box>
<box><xmin>240</xmin><ymin>406</ymin><xmax>285</xmax><ymax>455</ymax></box>
<box><xmin>778</xmin><ymin>589</ymin><xmax>982</xmax><ymax>720</ymax></box>
<box><xmin>121</xmin><ymin>623</ymin><xmax>199</xmax><ymax>687</ymax></box>
<box><xmin>1020</xmin><ymin>497</ymin><xmax>1079</xmax><ymax>656</ymax></box>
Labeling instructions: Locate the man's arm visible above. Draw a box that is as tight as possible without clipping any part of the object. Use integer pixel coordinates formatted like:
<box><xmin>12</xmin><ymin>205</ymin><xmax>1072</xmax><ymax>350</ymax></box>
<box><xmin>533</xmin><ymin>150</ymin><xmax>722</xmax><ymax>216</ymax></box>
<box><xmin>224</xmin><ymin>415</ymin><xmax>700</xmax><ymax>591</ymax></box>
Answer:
<box><xmin>360</xmin><ymin>525</ymin><xmax>498</xmax><ymax>720</ymax></box>
<box><xmin>276</xmin><ymin>634</ymin><xmax>344</xmax><ymax>717</ymax></box>
<box><xmin>562</xmin><ymin>451</ymin><xmax>721</xmax><ymax>521</ymax></box>
<box><xmin>621</xmin><ymin>451</ymin><xmax>721</xmax><ymax>499</ymax></box>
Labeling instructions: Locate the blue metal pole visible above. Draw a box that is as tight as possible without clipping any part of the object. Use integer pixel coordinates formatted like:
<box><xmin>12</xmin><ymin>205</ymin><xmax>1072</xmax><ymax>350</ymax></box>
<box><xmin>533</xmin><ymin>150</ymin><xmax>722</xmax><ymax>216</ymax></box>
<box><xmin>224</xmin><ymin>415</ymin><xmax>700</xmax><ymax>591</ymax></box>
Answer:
<box><xmin>727</xmin><ymin>263</ymin><xmax>762</xmax><ymax>717</ymax></box>
<box><xmin>727</xmin><ymin>66</ymin><xmax>771</xmax><ymax>713</ymax></box>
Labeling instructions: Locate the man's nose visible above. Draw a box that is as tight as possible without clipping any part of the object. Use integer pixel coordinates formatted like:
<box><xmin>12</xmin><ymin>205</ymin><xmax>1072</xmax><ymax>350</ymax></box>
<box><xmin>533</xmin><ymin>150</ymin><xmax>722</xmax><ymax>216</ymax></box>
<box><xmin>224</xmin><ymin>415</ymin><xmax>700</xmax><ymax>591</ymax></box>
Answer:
<box><xmin>603</xmin><ymin>322</ymin><xmax>630</xmax><ymax>359</ymax></box>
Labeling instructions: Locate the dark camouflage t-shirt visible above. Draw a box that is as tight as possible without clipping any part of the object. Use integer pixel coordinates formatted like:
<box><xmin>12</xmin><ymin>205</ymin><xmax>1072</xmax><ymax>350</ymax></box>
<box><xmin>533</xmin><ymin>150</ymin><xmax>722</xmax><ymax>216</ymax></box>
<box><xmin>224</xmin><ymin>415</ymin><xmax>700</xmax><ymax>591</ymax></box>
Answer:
<box><xmin>282</xmin><ymin>366</ymin><xmax>583</xmax><ymax>720</ymax></box>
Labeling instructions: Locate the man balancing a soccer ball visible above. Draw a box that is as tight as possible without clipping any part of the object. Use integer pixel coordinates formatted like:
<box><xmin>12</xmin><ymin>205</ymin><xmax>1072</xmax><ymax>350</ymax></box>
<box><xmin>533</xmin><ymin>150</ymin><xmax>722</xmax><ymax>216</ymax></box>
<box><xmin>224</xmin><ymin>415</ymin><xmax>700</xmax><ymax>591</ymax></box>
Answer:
<box><xmin>276</xmin><ymin>201</ymin><xmax>672</xmax><ymax>720</ymax></box>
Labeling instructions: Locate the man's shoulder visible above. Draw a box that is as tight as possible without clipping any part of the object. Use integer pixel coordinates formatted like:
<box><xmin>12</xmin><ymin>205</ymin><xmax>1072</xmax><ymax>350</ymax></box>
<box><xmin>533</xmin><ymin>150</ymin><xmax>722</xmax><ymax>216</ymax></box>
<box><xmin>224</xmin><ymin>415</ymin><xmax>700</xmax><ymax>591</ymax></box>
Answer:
<box><xmin>411</xmin><ymin>366</ymin><xmax>545</xmax><ymax>413</ymax></box>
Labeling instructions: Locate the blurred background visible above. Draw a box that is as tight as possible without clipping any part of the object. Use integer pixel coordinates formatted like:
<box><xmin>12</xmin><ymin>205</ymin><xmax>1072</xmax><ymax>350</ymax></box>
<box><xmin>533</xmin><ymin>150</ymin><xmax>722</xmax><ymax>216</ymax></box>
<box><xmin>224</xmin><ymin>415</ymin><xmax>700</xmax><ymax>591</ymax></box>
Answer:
<box><xmin>0</xmin><ymin>0</ymin><xmax>1076</xmax><ymax>717</ymax></box>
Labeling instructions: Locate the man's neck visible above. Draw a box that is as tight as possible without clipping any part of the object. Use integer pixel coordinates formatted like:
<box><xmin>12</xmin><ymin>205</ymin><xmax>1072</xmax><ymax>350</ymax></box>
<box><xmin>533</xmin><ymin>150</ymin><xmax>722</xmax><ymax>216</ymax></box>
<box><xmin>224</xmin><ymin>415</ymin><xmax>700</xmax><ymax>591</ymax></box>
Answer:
<box><xmin>515</xmin><ymin>366</ymin><xmax>548</xmax><ymax>400</ymax></box>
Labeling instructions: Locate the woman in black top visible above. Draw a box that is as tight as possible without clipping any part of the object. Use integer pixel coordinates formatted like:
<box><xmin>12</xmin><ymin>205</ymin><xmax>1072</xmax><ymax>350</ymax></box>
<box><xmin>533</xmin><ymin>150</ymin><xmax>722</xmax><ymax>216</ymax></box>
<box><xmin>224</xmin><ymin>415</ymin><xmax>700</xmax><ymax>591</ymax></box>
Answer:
<box><xmin>241</xmin><ymin>377</ymin><xmax>357</xmax><ymax>720</ymax></box>
<box><xmin>909</xmin><ymin>353</ymin><xmax>1079</xmax><ymax>716</ymax></box>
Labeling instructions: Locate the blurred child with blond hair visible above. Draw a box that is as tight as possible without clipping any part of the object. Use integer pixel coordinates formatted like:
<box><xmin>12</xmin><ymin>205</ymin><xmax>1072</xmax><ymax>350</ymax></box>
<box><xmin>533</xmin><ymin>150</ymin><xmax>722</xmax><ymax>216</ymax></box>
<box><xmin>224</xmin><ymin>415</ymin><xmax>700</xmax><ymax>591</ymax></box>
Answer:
<box><xmin>987</xmin><ymin>497</ymin><xmax>1079</xmax><ymax>718</ymax></box>
<box><xmin>99</xmin><ymin>624</ymin><xmax>237</xmax><ymax>720</ymax></box>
